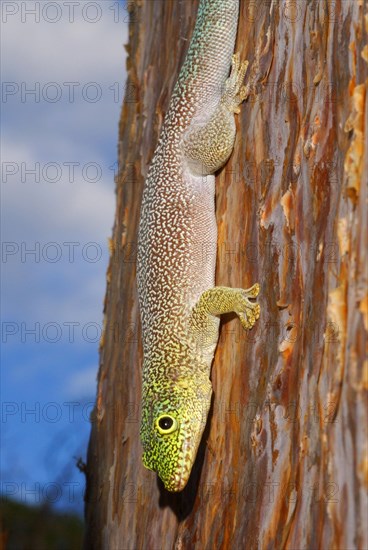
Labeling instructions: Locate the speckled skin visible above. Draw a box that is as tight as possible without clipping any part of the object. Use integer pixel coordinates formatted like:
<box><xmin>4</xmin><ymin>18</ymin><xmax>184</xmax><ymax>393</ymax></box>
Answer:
<box><xmin>137</xmin><ymin>0</ymin><xmax>260</xmax><ymax>492</ymax></box>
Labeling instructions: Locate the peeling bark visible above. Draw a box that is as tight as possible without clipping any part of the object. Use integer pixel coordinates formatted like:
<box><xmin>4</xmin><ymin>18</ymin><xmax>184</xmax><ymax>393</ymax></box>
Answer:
<box><xmin>85</xmin><ymin>1</ymin><xmax>367</xmax><ymax>548</ymax></box>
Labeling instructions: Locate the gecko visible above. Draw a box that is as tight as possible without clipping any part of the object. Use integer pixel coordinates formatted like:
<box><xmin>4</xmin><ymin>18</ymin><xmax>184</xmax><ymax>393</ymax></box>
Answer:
<box><xmin>137</xmin><ymin>0</ymin><xmax>260</xmax><ymax>492</ymax></box>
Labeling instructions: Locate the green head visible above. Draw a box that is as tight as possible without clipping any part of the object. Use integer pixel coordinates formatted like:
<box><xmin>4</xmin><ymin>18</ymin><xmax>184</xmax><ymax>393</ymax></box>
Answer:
<box><xmin>140</xmin><ymin>376</ymin><xmax>212</xmax><ymax>491</ymax></box>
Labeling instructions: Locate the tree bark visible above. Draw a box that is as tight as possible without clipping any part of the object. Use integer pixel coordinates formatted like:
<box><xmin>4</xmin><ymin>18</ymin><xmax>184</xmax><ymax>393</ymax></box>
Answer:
<box><xmin>84</xmin><ymin>1</ymin><xmax>367</xmax><ymax>548</ymax></box>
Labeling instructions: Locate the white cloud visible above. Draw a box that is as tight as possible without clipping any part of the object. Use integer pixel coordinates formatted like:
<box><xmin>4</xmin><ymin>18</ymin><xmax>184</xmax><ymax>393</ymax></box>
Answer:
<box><xmin>1</xmin><ymin>2</ymin><xmax>128</xmax><ymax>500</ymax></box>
<box><xmin>1</xmin><ymin>2</ymin><xmax>127</xmax><ymax>328</ymax></box>
<box><xmin>1</xmin><ymin>2</ymin><xmax>128</xmax><ymax>160</ymax></box>
<box><xmin>1</xmin><ymin>136</ymin><xmax>115</xmax><ymax>325</ymax></box>
<box><xmin>1</xmin><ymin>2</ymin><xmax>128</xmax><ymax>357</ymax></box>
<box><xmin>1</xmin><ymin>2</ymin><xmax>128</xmax><ymax>83</ymax></box>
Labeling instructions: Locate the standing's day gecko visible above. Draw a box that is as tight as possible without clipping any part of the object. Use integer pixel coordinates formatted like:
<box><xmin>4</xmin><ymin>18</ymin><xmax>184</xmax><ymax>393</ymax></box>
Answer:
<box><xmin>137</xmin><ymin>0</ymin><xmax>260</xmax><ymax>492</ymax></box>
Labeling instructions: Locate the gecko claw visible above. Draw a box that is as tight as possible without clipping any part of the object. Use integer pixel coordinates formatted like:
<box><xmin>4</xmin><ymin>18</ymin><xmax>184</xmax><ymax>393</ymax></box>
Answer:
<box><xmin>223</xmin><ymin>53</ymin><xmax>250</xmax><ymax>113</ymax></box>
<box><xmin>244</xmin><ymin>282</ymin><xmax>260</xmax><ymax>298</ymax></box>
<box><xmin>235</xmin><ymin>283</ymin><xmax>261</xmax><ymax>330</ymax></box>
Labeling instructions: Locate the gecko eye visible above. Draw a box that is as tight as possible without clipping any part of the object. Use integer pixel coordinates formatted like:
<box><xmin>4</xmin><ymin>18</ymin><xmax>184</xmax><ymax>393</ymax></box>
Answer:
<box><xmin>155</xmin><ymin>414</ymin><xmax>178</xmax><ymax>435</ymax></box>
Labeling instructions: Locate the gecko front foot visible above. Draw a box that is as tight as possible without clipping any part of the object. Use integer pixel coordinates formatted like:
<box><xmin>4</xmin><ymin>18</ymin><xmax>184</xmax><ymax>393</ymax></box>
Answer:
<box><xmin>234</xmin><ymin>283</ymin><xmax>260</xmax><ymax>330</ymax></box>
<box><xmin>190</xmin><ymin>283</ymin><xmax>261</xmax><ymax>349</ymax></box>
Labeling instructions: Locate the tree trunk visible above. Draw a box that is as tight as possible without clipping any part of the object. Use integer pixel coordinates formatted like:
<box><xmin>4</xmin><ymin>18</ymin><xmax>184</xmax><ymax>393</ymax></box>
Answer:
<box><xmin>84</xmin><ymin>1</ymin><xmax>367</xmax><ymax>548</ymax></box>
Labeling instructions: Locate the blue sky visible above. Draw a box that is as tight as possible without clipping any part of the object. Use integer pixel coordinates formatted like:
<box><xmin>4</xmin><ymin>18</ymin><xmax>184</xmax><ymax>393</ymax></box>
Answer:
<box><xmin>1</xmin><ymin>0</ymin><xmax>128</xmax><ymax>514</ymax></box>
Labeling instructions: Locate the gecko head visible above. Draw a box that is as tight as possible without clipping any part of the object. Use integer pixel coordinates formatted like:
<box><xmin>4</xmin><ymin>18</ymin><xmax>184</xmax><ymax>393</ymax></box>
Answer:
<box><xmin>140</xmin><ymin>376</ymin><xmax>212</xmax><ymax>492</ymax></box>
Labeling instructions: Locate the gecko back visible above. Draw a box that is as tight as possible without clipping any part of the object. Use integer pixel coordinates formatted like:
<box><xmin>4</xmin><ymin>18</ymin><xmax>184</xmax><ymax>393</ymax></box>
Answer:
<box><xmin>137</xmin><ymin>0</ymin><xmax>260</xmax><ymax>492</ymax></box>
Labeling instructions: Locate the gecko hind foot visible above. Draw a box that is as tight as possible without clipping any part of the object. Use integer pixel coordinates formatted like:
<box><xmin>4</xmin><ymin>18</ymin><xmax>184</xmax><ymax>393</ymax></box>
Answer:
<box><xmin>223</xmin><ymin>52</ymin><xmax>250</xmax><ymax>114</ymax></box>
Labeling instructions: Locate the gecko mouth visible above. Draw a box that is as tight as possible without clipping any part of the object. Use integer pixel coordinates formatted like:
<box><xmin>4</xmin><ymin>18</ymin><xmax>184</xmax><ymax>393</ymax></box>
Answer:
<box><xmin>162</xmin><ymin>438</ymin><xmax>197</xmax><ymax>492</ymax></box>
<box><xmin>164</xmin><ymin>465</ymin><xmax>191</xmax><ymax>492</ymax></box>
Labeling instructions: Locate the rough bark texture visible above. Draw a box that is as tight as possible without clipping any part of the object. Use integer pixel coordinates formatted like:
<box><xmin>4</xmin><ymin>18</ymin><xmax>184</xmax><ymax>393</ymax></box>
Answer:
<box><xmin>85</xmin><ymin>1</ymin><xmax>367</xmax><ymax>548</ymax></box>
